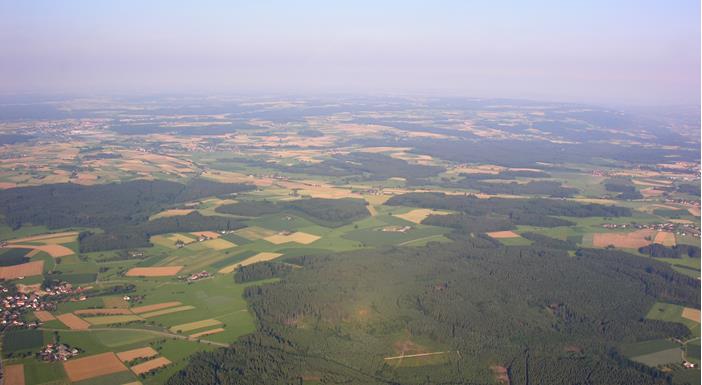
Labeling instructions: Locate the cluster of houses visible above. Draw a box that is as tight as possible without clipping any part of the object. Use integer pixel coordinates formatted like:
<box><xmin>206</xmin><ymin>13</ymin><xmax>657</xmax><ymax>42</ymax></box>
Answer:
<box><xmin>2</xmin><ymin>291</ymin><xmax>45</xmax><ymax>329</ymax></box>
<box><xmin>601</xmin><ymin>222</ymin><xmax>700</xmax><ymax>238</ymax></box>
<box><xmin>683</xmin><ymin>360</ymin><xmax>697</xmax><ymax>369</ymax></box>
<box><xmin>38</xmin><ymin>343</ymin><xmax>79</xmax><ymax>362</ymax></box>
<box><xmin>182</xmin><ymin>271</ymin><xmax>211</xmax><ymax>283</ymax></box>
<box><xmin>0</xmin><ymin>282</ymin><xmax>77</xmax><ymax>330</ymax></box>
<box><xmin>665</xmin><ymin>198</ymin><xmax>701</xmax><ymax>208</ymax></box>
<box><xmin>380</xmin><ymin>225</ymin><xmax>412</xmax><ymax>233</ymax></box>
<box><xmin>175</xmin><ymin>233</ymin><xmax>217</xmax><ymax>248</ymax></box>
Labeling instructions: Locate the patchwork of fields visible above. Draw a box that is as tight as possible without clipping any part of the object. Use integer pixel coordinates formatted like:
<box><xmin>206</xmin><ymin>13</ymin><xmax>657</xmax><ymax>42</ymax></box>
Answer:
<box><xmin>0</xmin><ymin>110</ymin><xmax>698</xmax><ymax>385</ymax></box>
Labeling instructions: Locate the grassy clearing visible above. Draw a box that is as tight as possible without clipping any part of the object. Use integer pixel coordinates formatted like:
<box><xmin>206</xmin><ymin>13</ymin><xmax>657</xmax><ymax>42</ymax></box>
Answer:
<box><xmin>646</xmin><ymin>302</ymin><xmax>700</xmax><ymax>338</ymax></box>
<box><xmin>631</xmin><ymin>347</ymin><xmax>682</xmax><ymax>367</ymax></box>
<box><xmin>620</xmin><ymin>339</ymin><xmax>680</xmax><ymax>357</ymax></box>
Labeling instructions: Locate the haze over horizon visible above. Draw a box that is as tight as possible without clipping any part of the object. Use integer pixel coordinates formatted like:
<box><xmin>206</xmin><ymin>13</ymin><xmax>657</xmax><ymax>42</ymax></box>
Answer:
<box><xmin>0</xmin><ymin>0</ymin><xmax>700</xmax><ymax>106</ymax></box>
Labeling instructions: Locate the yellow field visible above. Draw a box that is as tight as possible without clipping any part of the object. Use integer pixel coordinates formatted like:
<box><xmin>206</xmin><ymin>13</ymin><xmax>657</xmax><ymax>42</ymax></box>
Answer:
<box><xmin>234</xmin><ymin>226</ymin><xmax>278</xmax><ymax>240</ymax></box>
<box><xmin>170</xmin><ymin>319</ymin><xmax>222</xmax><ymax>333</ymax></box>
<box><xmin>682</xmin><ymin>307</ymin><xmax>701</xmax><ymax>323</ymax></box>
<box><xmin>395</xmin><ymin>209</ymin><xmax>452</xmax><ymax>224</ymax></box>
<box><xmin>103</xmin><ymin>296</ymin><xmax>129</xmax><ymax>308</ymax></box>
<box><xmin>218</xmin><ymin>252</ymin><xmax>283</xmax><ymax>273</ymax></box>
<box><xmin>56</xmin><ymin>313</ymin><xmax>90</xmax><ymax>330</ymax></box>
<box><xmin>167</xmin><ymin>233</ymin><xmax>196</xmax><ymax>243</ymax></box>
<box><xmin>264</xmin><ymin>232</ymin><xmax>320</xmax><ymax>245</ymax></box>
<box><xmin>2</xmin><ymin>244</ymin><xmax>74</xmax><ymax>258</ymax></box>
<box><xmin>653</xmin><ymin>231</ymin><xmax>676</xmax><ymax>247</ymax></box>
<box><xmin>4</xmin><ymin>364</ymin><xmax>24</xmax><ymax>385</ymax></box>
<box><xmin>117</xmin><ymin>347</ymin><xmax>159</xmax><ymax>362</ymax></box>
<box><xmin>85</xmin><ymin>315</ymin><xmax>143</xmax><ymax>325</ymax></box>
<box><xmin>201</xmin><ymin>238</ymin><xmax>237</xmax><ymax>250</ymax></box>
<box><xmin>34</xmin><ymin>310</ymin><xmax>55</xmax><ymax>322</ymax></box>
<box><xmin>0</xmin><ymin>261</ymin><xmax>44</xmax><ymax>280</ymax></box>
<box><xmin>140</xmin><ymin>305</ymin><xmax>195</xmax><ymax>319</ymax></box>
<box><xmin>189</xmin><ymin>328</ymin><xmax>225</xmax><ymax>339</ymax></box>
<box><xmin>63</xmin><ymin>352</ymin><xmax>129</xmax><ymax>382</ymax></box>
<box><xmin>35</xmin><ymin>235</ymin><xmax>78</xmax><ymax>244</ymax></box>
<box><xmin>592</xmin><ymin>229</ymin><xmax>656</xmax><ymax>249</ymax></box>
<box><xmin>125</xmin><ymin>266</ymin><xmax>183</xmax><ymax>277</ymax></box>
<box><xmin>150</xmin><ymin>209</ymin><xmax>194</xmax><ymax>220</ymax></box>
<box><xmin>75</xmin><ymin>308</ymin><xmax>133</xmax><ymax>316</ymax></box>
<box><xmin>486</xmin><ymin>231</ymin><xmax>520</xmax><ymax>239</ymax></box>
<box><xmin>131</xmin><ymin>357</ymin><xmax>172</xmax><ymax>375</ymax></box>
<box><xmin>363</xmin><ymin>194</ymin><xmax>391</xmax><ymax>206</ymax></box>
<box><xmin>190</xmin><ymin>231</ymin><xmax>221</xmax><ymax>238</ymax></box>
<box><xmin>131</xmin><ymin>301</ymin><xmax>182</xmax><ymax>314</ymax></box>
<box><xmin>7</xmin><ymin>231</ymin><xmax>78</xmax><ymax>244</ymax></box>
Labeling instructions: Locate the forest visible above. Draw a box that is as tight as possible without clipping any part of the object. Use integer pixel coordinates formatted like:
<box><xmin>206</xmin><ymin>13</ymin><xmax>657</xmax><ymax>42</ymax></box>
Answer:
<box><xmin>0</xmin><ymin>179</ymin><xmax>254</xmax><ymax>251</ymax></box>
<box><xmin>168</xmin><ymin>240</ymin><xmax>698</xmax><ymax>385</ymax></box>
<box><xmin>216</xmin><ymin>198</ymin><xmax>370</xmax><ymax>227</ymax></box>
<box><xmin>218</xmin><ymin>152</ymin><xmax>444</xmax><ymax>180</ymax></box>
<box><xmin>387</xmin><ymin>192</ymin><xmax>631</xmax><ymax>218</ymax></box>
<box><xmin>0</xmin><ymin>179</ymin><xmax>253</xmax><ymax>231</ymax></box>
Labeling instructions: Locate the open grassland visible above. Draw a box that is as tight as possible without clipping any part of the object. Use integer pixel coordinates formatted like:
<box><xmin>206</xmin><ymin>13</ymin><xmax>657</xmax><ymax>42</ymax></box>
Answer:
<box><xmin>63</xmin><ymin>352</ymin><xmax>129</xmax><ymax>382</ymax></box>
<box><xmin>631</xmin><ymin>348</ymin><xmax>683</xmax><ymax>367</ymax></box>
<box><xmin>103</xmin><ymin>296</ymin><xmax>129</xmax><ymax>308</ymax></box>
<box><xmin>75</xmin><ymin>308</ymin><xmax>133</xmax><ymax>315</ymax></box>
<box><xmin>620</xmin><ymin>339</ymin><xmax>680</xmax><ymax>358</ymax></box>
<box><xmin>234</xmin><ymin>226</ymin><xmax>278</xmax><ymax>240</ymax></box>
<box><xmin>646</xmin><ymin>302</ymin><xmax>701</xmax><ymax>338</ymax></box>
<box><xmin>85</xmin><ymin>314</ymin><xmax>143</xmax><ymax>325</ymax></box>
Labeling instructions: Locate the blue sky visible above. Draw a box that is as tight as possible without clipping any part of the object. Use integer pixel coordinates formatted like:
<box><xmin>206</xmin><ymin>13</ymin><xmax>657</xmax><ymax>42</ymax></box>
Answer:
<box><xmin>0</xmin><ymin>0</ymin><xmax>699</xmax><ymax>105</ymax></box>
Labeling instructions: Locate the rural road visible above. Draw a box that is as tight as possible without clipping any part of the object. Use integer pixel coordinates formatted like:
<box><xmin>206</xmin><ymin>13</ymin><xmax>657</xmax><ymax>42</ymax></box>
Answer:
<box><xmin>39</xmin><ymin>327</ymin><xmax>230</xmax><ymax>348</ymax></box>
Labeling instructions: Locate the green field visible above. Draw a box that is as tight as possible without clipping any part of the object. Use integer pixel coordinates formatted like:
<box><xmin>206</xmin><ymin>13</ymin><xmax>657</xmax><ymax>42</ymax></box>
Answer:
<box><xmin>646</xmin><ymin>302</ymin><xmax>701</xmax><ymax>338</ymax></box>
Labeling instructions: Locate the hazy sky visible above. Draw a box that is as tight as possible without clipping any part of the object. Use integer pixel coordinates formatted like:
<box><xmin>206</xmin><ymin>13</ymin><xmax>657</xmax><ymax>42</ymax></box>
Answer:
<box><xmin>1</xmin><ymin>0</ymin><xmax>699</xmax><ymax>105</ymax></box>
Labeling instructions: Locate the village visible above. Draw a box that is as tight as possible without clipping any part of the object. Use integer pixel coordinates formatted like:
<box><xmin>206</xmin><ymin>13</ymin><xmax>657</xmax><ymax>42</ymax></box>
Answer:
<box><xmin>601</xmin><ymin>222</ymin><xmax>700</xmax><ymax>238</ymax></box>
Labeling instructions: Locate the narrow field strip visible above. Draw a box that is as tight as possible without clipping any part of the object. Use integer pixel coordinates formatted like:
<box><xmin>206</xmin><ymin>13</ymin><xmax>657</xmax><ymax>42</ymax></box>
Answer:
<box><xmin>170</xmin><ymin>319</ymin><xmax>222</xmax><ymax>333</ymax></box>
<box><xmin>140</xmin><ymin>305</ymin><xmax>195</xmax><ymax>319</ymax></box>
<box><xmin>131</xmin><ymin>301</ymin><xmax>182</xmax><ymax>314</ymax></box>
<box><xmin>189</xmin><ymin>328</ymin><xmax>225</xmax><ymax>339</ymax></box>
<box><xmin>130</xmin><ymin>357</ymin><xmax>172</xmax><ymax>375</ymax></box>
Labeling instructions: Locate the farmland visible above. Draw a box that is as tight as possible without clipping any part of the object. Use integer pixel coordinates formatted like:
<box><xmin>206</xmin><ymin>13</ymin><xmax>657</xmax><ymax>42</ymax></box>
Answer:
<box><xmin>0</xmin><ymin>96</ymin><xmax>697</xmax><ymax>385</ymax></box>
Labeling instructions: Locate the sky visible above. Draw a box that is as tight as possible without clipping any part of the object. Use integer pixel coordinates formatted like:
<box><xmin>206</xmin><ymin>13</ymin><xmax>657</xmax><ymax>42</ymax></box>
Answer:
<box><xmin>0</xmin><ymin>0</ymin><xmax>699</xmax><ymax>105</ymax></box>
